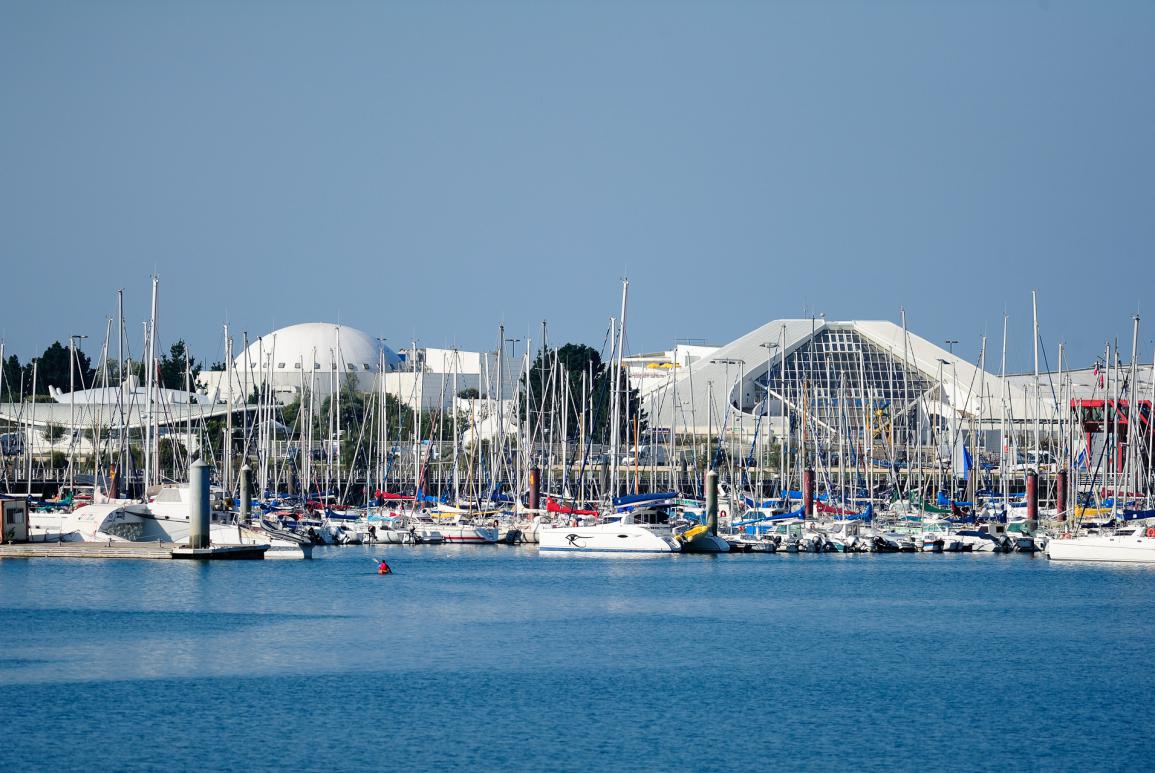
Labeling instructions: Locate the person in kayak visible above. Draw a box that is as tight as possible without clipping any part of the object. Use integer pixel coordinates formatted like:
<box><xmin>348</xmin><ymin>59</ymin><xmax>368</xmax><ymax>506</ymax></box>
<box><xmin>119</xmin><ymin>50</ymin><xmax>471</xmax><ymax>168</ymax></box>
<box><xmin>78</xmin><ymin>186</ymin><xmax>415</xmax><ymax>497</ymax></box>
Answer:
<box><xmin>377</xmin><ymin>560</ymin><xmax>392</xmax><ymax>575</ymax></box>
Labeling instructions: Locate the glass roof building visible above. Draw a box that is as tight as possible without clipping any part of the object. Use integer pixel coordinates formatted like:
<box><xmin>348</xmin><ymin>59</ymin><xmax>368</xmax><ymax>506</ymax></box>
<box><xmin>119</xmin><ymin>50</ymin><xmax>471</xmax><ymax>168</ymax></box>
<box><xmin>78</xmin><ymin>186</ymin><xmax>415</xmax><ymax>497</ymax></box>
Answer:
<box><xmin>643</xmin><ymin>319</ymin><xmax>1056</xmax><ymax>441</ymax></box>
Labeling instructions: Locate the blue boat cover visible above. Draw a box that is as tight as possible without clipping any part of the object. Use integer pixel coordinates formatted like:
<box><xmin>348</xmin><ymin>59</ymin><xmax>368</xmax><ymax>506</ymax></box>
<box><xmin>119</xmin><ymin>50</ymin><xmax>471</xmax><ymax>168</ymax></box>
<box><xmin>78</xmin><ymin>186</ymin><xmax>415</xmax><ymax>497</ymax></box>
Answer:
<box><xmin>612</xmin><ymin>491</ymin><xmax>678</xmax><ymax>507</ymax></box>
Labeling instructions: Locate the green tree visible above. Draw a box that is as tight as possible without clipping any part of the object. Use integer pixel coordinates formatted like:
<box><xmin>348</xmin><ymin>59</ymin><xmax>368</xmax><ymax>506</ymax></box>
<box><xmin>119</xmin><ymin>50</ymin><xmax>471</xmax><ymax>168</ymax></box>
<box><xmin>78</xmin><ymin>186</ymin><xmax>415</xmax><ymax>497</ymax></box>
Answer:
<box><xmin>27</xmin><ymin>342</ymin><xmax>96</xmax><ymax>396</ymax></box>
<box><xmin>2</xmin><ymin>355</ymin><xmax>24</xmax><ymax>399</ymax></box>
<box><xmin>158</xmin><ymin>340</ymin><xmax>201</xmax><ymax>390</ymax></box>
<box><xmin>520</xmin><ymin>342</ymin><xmax>645</xmax><ymax>444</ymax></box>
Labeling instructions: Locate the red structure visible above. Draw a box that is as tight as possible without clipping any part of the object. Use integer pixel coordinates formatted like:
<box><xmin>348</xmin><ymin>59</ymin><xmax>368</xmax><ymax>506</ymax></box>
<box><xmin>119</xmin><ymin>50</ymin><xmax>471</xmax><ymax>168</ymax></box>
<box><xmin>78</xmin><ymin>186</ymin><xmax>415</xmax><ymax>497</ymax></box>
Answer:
<box><xmin>1071</xmin><ymin>398</ymin><xmax>1152</xmax><ymax>473</ymax></box>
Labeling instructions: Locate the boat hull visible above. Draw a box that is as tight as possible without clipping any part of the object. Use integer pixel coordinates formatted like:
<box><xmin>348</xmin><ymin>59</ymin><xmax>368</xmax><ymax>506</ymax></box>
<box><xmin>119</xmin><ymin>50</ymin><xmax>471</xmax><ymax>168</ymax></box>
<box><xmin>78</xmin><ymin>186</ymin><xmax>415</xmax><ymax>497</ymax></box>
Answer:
<box><xmin>1046</xmin><ymin>534</ymin><xmax>1155</xmax><ymax>563</ymax></box>
<box><xmin>538</xmin><ymin>524</ymin><xmax>680</xmax><ymax>553</ymax></box>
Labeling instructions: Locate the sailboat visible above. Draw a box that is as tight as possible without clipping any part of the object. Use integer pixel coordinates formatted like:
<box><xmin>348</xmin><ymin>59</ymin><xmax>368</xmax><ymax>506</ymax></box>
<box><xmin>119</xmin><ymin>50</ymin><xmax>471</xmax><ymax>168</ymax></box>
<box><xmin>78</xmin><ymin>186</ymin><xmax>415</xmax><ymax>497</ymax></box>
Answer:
<box><xmin>1046</xmin><ymin>525</ymin><xmax>1155</xmax><ymax>562</ymax></box>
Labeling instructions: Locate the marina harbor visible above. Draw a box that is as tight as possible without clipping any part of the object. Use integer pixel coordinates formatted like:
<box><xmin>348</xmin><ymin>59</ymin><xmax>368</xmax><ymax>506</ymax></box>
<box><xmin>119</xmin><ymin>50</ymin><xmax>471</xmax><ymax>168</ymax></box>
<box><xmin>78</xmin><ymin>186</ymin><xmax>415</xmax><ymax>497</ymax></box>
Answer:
<box><xmin>5</xmin><ymin>3</ymin><xmax>1154</xmax><ymax>770</ymax></box>
<box><xmin>2</xmin><ymin>280</ymin><xmax>1153</xmax><ymax>565</ymax></box>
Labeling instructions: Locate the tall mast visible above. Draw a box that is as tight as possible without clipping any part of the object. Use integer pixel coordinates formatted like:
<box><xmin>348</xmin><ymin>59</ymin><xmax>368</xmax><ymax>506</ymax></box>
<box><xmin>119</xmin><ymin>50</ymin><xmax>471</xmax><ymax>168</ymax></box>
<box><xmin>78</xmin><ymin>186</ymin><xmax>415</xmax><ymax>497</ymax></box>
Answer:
<box><xmin>28</xmin><ymin>359</ymin><xmax>38</xmax><ymax>498</ymax></box>
<box><xmin>1128</xmin><ymin>315</ymin><xmax>1140</xmax><ymax>496</ymax></box>
<box><xmin>1032</xmin><ymin>290</ymin><xmax>1041</xmax><ymax>471</ymax></box>
<box><xmin>1000</xmin><ymin>314</ymin><xmax>1009</xmax><ymax>507</ymax></box>
<box><xmin>452</xmin><ymin>348</ymin><xmax>460</xmax><ymax>504</ymax></box>
<box><xmin>143</xmin><ymin>275</ymin><xmax>158</xmax><ymax>497</ymax></box>
<box><xmin>608</xmin><ymin>316</ymin><xmax>619</xmax><ymax>496</ymax></box>
<box><xmin>224</xmin><ymin>324</ymin><xmax>233</xmax><ymax>494</ymax></box>
<box><xmin>116</xmin><ymin>289</ymin><xmax>126</xmax><ymax>480</ymax></box>
<box><xmin>611</xmin><ymin>278</ymin><xmax>630</xmax><ymax>496</ymax></box>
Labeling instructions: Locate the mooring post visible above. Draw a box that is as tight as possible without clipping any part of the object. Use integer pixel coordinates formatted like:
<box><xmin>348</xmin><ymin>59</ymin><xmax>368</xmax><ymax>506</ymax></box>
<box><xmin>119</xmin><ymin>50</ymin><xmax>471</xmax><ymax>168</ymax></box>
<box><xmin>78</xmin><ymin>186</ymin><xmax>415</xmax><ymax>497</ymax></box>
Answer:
<box><xmin>1026</xmin><ymin>470</ymin><xmax>1039</xmax><ymax>524</ymax></box>
<box><xmin>189</xmin><ymin>459</ymin><xmax>211</xmax><ymax>549</ymax></box>
<box><xmin>803</xmin><ymin>468</ymin><xmax>815</xmax><ymax>518</ymax></box>
<box><xmin>239</xmin><ymin>464</ymin><xmax>252</xmax><ymax>522</ymax></box>
<box><xmin>705</xmin><ymin>469</ymin><xmax>719</xmax><ymax>535</ymax></box>
<box><xmin>528</xmin><ymin>466</ymin><xmax>540</xmax><ymax>512</ymax></box>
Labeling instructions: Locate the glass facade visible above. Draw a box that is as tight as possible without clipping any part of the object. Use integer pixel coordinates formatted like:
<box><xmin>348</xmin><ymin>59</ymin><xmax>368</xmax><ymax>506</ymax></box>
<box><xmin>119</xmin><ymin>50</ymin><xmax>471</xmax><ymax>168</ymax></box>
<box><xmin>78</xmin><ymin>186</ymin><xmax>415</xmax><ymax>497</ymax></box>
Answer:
<box><xmin>754</xmin><ymin>326</ymin><xmax>937</xmax><ymax>435</ymax></box>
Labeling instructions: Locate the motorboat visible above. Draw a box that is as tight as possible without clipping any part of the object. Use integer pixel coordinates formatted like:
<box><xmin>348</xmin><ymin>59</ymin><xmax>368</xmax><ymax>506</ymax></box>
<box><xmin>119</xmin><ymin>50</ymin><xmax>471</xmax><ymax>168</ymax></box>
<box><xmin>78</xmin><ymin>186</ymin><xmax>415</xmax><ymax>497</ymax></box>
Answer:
<box><xmin>30</xmin><ymin>485</ymin><xmax>312</xmax><ymax>559</ymax></box>
<box><xmin>538</xmin><ymin>506</ymin><xmax>681</xmax><ymax>553</ymax></box>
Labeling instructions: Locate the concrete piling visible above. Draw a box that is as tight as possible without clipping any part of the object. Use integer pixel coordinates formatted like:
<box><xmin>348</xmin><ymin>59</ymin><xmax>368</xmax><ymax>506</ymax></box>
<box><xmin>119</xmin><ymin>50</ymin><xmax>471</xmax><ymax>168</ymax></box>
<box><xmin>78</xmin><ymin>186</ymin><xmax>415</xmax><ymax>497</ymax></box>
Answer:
<box><xmin>189</xmin><ymin>459</ymin><xmax>211</xmax><ymax>549</ymax></box>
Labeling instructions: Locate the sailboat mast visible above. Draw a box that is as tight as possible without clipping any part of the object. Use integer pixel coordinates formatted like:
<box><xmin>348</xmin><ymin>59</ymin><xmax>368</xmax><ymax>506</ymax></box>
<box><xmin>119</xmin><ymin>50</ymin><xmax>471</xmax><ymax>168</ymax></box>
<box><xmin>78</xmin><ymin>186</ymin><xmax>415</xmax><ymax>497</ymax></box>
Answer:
<box><xmin>1128</xmin><ymin>315</ymin><xmax>1140</xmax><ymax>497</ymax></box>
<box><xmin>224</xmin><ymin>324</ymin><xmax>233</xmax><ymax>494</ymax></box>
<box><xmin>1000</xmin><ymin>314</ymin><xmax>1009</xmax><ymax>507</ymax></box>
<box><xmin>1032</xmin><ymin>290</ymin><xmax>1041</xmax><ymax>472</ymax></box>
<box><xmin>616</xmin><ymin>280</ymin><xmax>629</xmax><ymax>497</ymax></box>
<box><xmin>116</xmin><ymin>289</ymin><xmax>126</xmax><ymax>481</ymax></box>
<box><xmin>143</xmin><ymin>275</ymin><xmax>158</xmax><ymax>497</ymax></box>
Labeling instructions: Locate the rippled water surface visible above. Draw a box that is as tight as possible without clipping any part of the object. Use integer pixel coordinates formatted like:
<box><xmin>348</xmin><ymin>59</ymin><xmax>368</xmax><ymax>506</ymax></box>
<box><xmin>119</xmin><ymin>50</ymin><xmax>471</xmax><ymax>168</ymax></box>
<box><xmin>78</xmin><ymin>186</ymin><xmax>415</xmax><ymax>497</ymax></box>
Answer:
<box><xmin>2</xmin><ymin>546</ymin><xmax>1153</xmax><ymax>771</ymax></box>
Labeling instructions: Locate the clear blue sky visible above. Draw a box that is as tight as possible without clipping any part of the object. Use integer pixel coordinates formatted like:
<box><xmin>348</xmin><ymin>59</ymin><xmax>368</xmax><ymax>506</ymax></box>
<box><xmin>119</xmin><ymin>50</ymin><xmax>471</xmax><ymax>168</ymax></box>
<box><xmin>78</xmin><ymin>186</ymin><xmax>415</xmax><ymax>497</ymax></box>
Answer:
<box><xmin>2</xmin><ymin>0</ymin><xmax>1152</xmax><ymax>372</ymax></box>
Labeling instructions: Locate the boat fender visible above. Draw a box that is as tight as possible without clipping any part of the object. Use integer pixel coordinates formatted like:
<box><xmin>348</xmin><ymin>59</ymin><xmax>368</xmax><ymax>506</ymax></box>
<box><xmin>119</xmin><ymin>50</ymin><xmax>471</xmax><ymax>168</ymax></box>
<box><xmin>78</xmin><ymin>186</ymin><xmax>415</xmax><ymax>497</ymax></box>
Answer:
<box><xmin>719</xmin><ymin>510</ymin><xmax>727</xmax><ymax>520</ymax></box>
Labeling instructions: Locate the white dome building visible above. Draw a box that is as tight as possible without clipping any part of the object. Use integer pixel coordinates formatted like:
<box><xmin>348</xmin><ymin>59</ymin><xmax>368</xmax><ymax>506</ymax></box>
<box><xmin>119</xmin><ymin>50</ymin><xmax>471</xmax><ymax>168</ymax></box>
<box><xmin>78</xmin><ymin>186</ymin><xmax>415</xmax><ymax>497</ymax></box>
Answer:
<box><xmin>231</xmin><ymin>323</ymin><xmax>402</xmax><ymax>401</ymax></box>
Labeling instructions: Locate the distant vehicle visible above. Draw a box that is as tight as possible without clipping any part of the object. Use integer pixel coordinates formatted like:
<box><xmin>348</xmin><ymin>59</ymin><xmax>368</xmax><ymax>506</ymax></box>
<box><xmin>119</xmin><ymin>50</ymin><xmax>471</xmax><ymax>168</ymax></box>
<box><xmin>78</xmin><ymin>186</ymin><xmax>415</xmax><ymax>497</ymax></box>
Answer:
<box><xmin>1008</xmin><ymin>451</ymin><xmax>1057</xmax><ymax>473</ymax></box>
<box><xmin>621</xmin><ymin>444</ymin><xmax>670</xmax><ymax>466</ymax></box>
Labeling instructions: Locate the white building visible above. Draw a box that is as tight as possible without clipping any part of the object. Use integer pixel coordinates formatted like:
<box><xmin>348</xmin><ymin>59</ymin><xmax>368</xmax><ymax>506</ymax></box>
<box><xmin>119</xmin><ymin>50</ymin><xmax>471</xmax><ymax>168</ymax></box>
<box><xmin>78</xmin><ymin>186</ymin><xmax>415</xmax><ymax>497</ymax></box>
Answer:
<box><xmin>643</xmin><ymin>318</ymin><xmax>1066</xmax><ymax>439</ymax></box>
<box><xmin>624</xmin><ymin>344</ymin><xmax>719</xmax><ymax>398</ymax></box>
<box><xmin>199</xmin><ymin>323</ymin><xmax>518</xmax><ymax>411</ymax></box>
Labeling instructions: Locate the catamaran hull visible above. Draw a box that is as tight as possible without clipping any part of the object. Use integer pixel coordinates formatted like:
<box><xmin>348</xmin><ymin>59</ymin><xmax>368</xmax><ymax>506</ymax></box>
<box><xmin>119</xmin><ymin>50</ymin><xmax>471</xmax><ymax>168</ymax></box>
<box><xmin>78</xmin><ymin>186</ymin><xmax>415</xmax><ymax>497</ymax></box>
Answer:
<box><xmin>538</xmin><ymin>525</ymin><xmax>680</xmax><ymax>553</ymax></box>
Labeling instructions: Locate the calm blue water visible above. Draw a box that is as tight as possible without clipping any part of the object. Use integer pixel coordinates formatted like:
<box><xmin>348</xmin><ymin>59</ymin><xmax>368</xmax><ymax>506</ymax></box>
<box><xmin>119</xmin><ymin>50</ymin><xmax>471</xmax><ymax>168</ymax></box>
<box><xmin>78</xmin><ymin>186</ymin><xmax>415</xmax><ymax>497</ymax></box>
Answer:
<box><xmin>2</xmin><ymin>547</ymin><xmax>1153</xmax><ymax>771</ymax></box>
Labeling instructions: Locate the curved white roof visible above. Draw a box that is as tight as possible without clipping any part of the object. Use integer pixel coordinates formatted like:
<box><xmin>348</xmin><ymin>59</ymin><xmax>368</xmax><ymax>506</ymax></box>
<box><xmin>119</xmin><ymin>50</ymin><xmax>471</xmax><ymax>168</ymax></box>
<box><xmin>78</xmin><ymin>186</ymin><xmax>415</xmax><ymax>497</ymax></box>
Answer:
<box><xmin>235</xmin><ymin>323</ymin><xmax>401</xmax><ymax>374</ymax></box>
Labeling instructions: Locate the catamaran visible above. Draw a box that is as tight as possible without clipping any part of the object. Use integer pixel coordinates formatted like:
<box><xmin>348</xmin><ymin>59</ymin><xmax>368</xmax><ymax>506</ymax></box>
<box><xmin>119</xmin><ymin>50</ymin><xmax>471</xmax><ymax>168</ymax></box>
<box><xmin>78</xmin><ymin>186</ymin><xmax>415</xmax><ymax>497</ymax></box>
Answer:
<box><xmin>537</xmin><ymin>503</ymin><xmax>681</xmax><ymax>553</ymax></box>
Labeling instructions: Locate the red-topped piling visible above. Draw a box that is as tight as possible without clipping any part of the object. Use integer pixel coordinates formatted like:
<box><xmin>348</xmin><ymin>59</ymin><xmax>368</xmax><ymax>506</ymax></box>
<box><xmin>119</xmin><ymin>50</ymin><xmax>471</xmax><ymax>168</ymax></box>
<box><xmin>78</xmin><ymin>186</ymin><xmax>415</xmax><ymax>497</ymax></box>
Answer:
<box><xmin>528</xmin><ymin>466</ymin><xmax>541</xmax><ymax>512</ymax></box>
<box><xmin>803</xmin><ymin>468</ymin><xmax>815</xmax><ymax>518</ymax></box>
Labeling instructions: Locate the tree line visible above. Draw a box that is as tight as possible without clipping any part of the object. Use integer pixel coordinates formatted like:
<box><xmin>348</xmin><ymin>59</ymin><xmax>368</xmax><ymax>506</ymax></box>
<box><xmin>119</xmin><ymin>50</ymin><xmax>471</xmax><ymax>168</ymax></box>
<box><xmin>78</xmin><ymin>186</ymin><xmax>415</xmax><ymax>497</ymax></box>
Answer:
<box><xmin>1</xmin><ymin>340</ymin><xmax>201</xmax><ymax>400</ymax></box>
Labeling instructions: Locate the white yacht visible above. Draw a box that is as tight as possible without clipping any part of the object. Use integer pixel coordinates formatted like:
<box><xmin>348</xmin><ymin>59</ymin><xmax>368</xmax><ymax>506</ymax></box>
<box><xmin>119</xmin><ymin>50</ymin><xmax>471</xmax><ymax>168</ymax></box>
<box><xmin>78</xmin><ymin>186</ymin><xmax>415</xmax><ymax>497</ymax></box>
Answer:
<box><xmin>1045</xmin><ymin>526</ymin><xmax>1155</xmax><ymax>563</ymax></box>
<box><xmin>538</xmin><ymin>506</ymin><xmax>681</xmax><ymax>553</ymax></box>
<box><xmin>29</xmin><ymin>485</ymin><xmax>312</xmax><ymax>559</ymax></box>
